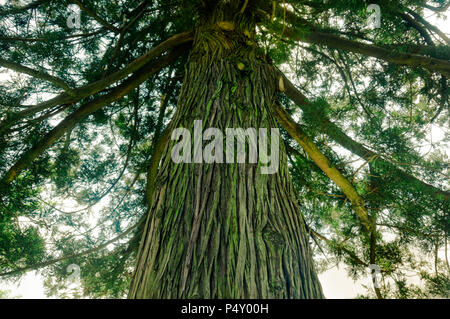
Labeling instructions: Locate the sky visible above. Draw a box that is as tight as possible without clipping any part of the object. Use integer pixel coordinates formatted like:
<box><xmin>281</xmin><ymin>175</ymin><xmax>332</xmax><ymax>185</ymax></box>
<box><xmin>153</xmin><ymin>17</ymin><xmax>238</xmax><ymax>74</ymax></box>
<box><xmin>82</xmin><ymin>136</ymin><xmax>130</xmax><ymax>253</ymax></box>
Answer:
<box><xmin>0</xmin><ymin>0</ymin><xmax>449</xmax><ymax>299</ymax></box>
<box><xmin>3</xmin><ymin>266</ymin><xmax>368</xmax><ymax>299</ymax></box>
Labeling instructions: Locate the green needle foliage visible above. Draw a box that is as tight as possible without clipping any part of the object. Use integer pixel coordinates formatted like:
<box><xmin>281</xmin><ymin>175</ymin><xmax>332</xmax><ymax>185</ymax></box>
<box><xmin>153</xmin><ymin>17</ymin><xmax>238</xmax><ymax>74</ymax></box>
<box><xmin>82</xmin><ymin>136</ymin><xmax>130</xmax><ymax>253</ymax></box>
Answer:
<box><xmin>0</xmin><ymin>0</ymin><xmax>448</xmax><ymax>299</ymax></box>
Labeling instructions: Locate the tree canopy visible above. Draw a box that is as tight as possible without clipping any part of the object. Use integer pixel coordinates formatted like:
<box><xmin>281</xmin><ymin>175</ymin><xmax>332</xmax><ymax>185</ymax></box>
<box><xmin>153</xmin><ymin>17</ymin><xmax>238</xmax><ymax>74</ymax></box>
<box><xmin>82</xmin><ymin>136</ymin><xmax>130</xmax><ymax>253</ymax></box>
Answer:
<box><xmin>0</xmin><ymin>0</ymin><xmax>448</xmax><ymax>299</ymax></box>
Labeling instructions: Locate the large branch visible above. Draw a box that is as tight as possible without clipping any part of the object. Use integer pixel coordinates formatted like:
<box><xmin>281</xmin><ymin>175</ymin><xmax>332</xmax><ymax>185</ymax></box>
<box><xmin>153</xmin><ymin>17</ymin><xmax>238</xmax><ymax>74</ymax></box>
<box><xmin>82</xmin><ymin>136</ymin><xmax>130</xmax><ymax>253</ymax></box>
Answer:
<box><xmin>124</xmin><ymin>121</ymin><xmax>174</xmax><ymax>266</ymax></box>
<box><xmin>0</xmin><ymin>58</ymin><xmax>75</xmax><ymax>95</ymax></box>
<box><xmin>277</xmin><ymin>71</ymin><xmax>450</xmax><ymax>202</ymax></box>
<box><xmin>424</xmin><ymin>2</ymin><xmax>450</xmax><ymax>12</ymax></box>
<box><xmin>406</xmin><ymin>9</ymin><xmax>450</xmax><ymax>45</ymax></box>
<box><xmin>0</xmin><ymin>32</ymin><xmax>193</xmax><ymax>135</ymax></box>
<box><xmin>0</xmin><ymin>46</ymin><xmax>188</xmax><ymax>186</ymax></box>
<box><xmin>259</xmin><ymin>6</ymin><xmax>450</xmax><ymax>77</ymax></box>
<box><xmin>282</xmin><ymin>28</ymin><xmax>450</xmax><ymax>77</ymax></box>
<box><xmin>397</xmin><ymin>11</ymin><xmax>434</xmax><ymax>45</ymax></box>
<box><xmin>272</xmin><ymin>103</ymin><xmax>373</xmax><ymax>232</ymax></box>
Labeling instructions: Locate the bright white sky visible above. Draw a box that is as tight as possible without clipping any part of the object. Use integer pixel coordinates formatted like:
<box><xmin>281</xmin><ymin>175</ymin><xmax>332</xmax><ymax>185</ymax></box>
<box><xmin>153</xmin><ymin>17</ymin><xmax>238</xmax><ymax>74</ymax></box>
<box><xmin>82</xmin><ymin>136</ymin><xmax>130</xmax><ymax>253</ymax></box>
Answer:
<box><xmin>0</xmin><ymin>0</ymin><xmax>449</xmax><ymax>299</ymax></box>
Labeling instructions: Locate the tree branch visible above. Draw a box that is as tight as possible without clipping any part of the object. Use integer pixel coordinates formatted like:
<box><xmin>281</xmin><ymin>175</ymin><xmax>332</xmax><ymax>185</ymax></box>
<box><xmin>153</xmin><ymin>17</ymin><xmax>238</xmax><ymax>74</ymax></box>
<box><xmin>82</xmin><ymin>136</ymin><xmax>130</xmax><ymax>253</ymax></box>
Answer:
<box><xmin>0</xmin><ymin>32</ymin><xmax>193</xmax><ymax>136</ymax></box>
<box><xmin>397</xmin><ymin>11</ymin><xmax>434</xmax><ymax>46</ymax></box>
<box><xmin>277</xmin><ymin>71</ymin><xmax>450</xmax><ymax>202</ymax></box>
<box><xmin>127</xmin><ymin>119</ymin><xmax>175</xmax><ymax>268</ymax></box>
<box><xmin>0</xmin><ymin>29</ymin><xmax>106</xmax><ymax>43</ymax></box>
<box><xmin>305</xmin><ymin>225</ymin><xmax>369</xmax><ymax>267</ymax></box>
<box><xmin>272</xmin><ymin>102</ymin><xmax>373</xmax><ymax>232</ymax></box>
<box><xmin>282</xmin><ymin>28</ymin><xmax>450</xmax><ymax>77</ymax></box>
<box><xmin>0</xmin><ymin>45</ymin><xmax>189</xmax><ymax>186</ymax></box>
<box><xmin>260</xmin><ymin>8</ymin><xmax>450</xmax><ymax>77</ymax></box>
<box><xmin>424</xmin><ymin>2</ymin><xmax>450</xmax><ymax>13</ymax></box>
<box><xmin>406</xmin><ymin>9</ymin><xmax>450</xmax><ymax>45</ymax></box>
<box><xmin>0</xmin><ymin>58</ymin><xmax>75</xmax><ymax>96</ymax></box>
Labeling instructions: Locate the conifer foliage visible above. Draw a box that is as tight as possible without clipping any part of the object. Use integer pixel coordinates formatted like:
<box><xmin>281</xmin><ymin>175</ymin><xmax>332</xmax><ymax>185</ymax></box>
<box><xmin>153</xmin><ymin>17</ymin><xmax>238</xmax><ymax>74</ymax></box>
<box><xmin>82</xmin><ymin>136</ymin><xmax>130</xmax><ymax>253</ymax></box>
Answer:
<box><xmin>0</xmin><ymin>0</ymin><xmax>448</xmax><ymax>298</ymax></box>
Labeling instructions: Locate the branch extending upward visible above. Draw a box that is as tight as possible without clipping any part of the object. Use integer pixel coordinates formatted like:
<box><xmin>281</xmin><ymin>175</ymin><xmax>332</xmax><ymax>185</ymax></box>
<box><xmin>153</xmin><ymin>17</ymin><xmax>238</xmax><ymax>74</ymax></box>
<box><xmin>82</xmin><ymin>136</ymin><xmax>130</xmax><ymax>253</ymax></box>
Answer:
<box><xmin>276</xmin><ymin>70</ymin><xmax>450</xmax><ymax>202</ymax></box>
<box><xmin>259</xmin><ymin>7</ymin><xmax>450</xmax><ymax>77</ymax></box>
<box><xmin>405</xmin><ymin>9</ymin><xmax>450</xmax><ymax>45</ymax></box>
<box><xmin>424</xmin><ymin>2</ymin><xmax>450</xmax><ymax>12</ymax></box>
<box><xmin>281</xmin><ymin>27</ymin><xmax>450</xmax><ymax>77</ymax></box>
<box><xmin>0</xmin><ymin>58</ymin><xmax>75</xmax><ymax>96</ymax></box>
<box><xmin>0</xmin><ymin>44</ymin><xmax>190</xmax><ymax>186</ymax></box>
<box><xmin>272</xmin><ymin>102</ymin><xmax>373</xmax><ymax>232</ymax></box>
<box><xmin>0</xmin><ymin>32</ymin><xmax>193</xmax><ymax>136</ymax></box>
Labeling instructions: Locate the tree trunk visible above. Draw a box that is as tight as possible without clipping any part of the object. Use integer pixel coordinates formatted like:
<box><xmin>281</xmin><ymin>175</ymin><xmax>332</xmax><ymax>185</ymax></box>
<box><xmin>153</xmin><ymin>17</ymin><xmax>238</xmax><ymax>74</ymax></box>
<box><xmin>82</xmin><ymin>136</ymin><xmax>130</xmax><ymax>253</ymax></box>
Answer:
<box><xmin>128</xmin><ymin>1</ymin><xmax>323</xmax><ymax>299</ymax></box>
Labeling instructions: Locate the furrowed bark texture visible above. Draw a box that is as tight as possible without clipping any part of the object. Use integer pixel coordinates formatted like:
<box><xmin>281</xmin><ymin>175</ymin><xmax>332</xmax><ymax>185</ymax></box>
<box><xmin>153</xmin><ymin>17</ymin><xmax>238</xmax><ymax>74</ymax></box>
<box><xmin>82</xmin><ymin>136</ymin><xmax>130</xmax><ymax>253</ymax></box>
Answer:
<box><xmin>129</xmin><ymin>1</ymin><xmax>323</xmax><ymax>299</ymax></box>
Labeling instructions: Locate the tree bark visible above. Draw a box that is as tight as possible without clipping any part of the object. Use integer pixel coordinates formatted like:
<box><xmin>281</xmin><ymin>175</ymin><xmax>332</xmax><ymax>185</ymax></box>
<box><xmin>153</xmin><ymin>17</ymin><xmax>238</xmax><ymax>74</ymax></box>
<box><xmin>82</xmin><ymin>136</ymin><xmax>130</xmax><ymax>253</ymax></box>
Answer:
<box><xmin>129</xmin><ymin>1</ymin><xmax>323</xmax><ymax>299</ymax></box>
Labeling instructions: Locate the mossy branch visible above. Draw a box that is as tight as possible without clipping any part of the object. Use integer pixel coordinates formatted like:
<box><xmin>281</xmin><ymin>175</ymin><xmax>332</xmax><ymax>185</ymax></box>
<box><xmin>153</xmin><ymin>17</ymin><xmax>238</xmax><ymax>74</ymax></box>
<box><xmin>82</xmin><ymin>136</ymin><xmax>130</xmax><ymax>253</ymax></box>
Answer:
<box><xmin>0</xmin><ymin>46</ymin><xmax>189</xmax><ymax>186</ymax></box>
